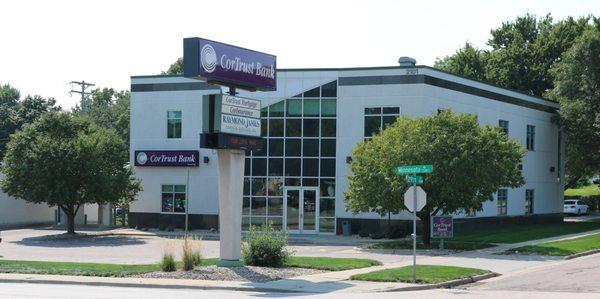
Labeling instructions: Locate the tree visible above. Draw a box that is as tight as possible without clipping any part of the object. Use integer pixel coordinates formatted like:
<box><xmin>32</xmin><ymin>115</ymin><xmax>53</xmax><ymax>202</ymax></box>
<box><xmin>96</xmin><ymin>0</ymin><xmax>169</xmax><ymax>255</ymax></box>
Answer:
<box><xmin>345</xmin><ymin>111</ymin><xmax>525</xmax><ymax>245</ymax></box>
<box><xmin>162</xmin><ymin>58</ymin><xmax>183</xmax><ymax>75</ymax></box>
<box><xmin>0</xmin><ymin>84</ymin><xmax>58</xmax><ymax>159</ymax></box>
<box><xmin>1</xmin><ymin>111</ymin><xmax>141</xmax><ymax>234</ymax></box>
<box><xmin>72</xmin><ymin>88</ymin><xmax>131</xmax><ymax>157</ymax></box>
<box><xmin>436</xmin><ymin>14</ymin><xmax>594</xmax><ymax>97</ymax></box>
<box><xmin>548</xmin><ymin>29</ymin><xmax>600</xmax><ymax>188</ymax></box>
<box><xmin>434</xmin><ymin>43</ymin><xmax>488</xmax><ymax>82</ymax></box>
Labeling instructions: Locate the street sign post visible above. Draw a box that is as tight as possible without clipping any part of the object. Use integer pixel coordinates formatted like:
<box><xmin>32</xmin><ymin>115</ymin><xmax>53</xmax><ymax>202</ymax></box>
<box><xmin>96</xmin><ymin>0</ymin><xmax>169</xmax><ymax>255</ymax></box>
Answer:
<box><xmin>396</xmin><ymin>164</ymin><xmax>433</xmax><ymax>174</ymax></box>
<box><xmin>398</xmin><ymin>164</ymin><xmax>433</xmax><ymax>283</ymax></box>
<box><xmin>406</xmin><ymin>175</ymin><xmax>424</xmax><ymax>185</ymax></box>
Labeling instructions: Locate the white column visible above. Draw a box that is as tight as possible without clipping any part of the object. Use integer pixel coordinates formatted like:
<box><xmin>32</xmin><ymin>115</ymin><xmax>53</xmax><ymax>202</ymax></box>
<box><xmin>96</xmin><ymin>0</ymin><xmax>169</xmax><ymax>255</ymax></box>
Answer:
<box><xmin>216</xmin><ymin>148</ymin><xmax>245</xmax><ymax>267</ymax></box>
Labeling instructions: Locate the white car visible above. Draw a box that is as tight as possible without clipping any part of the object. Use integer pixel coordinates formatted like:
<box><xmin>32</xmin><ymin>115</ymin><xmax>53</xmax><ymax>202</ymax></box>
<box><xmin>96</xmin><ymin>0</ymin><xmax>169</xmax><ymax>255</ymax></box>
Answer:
<box><xmin>564</xmin><ymin>200</ymin><xmax>588</xmax><ymax>215</ymax></box>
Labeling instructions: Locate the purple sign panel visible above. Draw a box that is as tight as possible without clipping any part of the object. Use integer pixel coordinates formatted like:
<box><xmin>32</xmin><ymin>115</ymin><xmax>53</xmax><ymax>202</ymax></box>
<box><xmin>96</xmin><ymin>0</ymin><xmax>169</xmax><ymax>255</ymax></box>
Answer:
<box><xmin>431</xmin><ymin>216</ymin><xmax>453</xmax><ymax>238</ymax></box>
<box><xmin>134</xmin><ymin>151</ymin><xmax>199</xmax><ymax>167</ymax></box>
<box><xmin>183</xmin><ymin>37</ymin><xmax>277</xmax><ymax>91</ymax></box>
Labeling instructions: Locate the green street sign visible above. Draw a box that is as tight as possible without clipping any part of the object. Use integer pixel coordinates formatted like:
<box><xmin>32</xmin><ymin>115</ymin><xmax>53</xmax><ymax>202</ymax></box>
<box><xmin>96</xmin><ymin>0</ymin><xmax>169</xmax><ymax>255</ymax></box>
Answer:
<box><xmin>407</xmin><ymin>175</ymin><xmax>424</xmax><ymax>185</ymax></box>
<box><xmin>396</xmin><ymin>164</ymin><xmax>433</xmax><ymax>174</ymax></box>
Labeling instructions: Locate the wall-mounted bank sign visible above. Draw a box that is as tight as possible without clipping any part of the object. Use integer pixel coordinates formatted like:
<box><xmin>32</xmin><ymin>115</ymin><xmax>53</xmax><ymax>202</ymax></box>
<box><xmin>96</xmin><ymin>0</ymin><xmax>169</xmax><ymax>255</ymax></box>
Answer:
<box><xmin>183</xmin><ymin>37</ymin><xmax>277</xmax><ymax>91</ymax></box>
<box><xmin>134</xmin><ymin>150</ymin><xmax>199</xmax><ymax>167</ymax></box>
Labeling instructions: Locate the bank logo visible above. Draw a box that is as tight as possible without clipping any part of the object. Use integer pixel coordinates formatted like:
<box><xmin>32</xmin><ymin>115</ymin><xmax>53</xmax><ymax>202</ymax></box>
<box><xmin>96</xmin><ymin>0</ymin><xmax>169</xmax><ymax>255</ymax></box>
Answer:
<box><xmin>201</xmin><ymin>44</ymin><xmax>217</xmax><ymax>73</ymax></box>
<box><xmin>136</xmin><ymin>152</ymin><xmax>148</xmax><ymax>165</ymax></box>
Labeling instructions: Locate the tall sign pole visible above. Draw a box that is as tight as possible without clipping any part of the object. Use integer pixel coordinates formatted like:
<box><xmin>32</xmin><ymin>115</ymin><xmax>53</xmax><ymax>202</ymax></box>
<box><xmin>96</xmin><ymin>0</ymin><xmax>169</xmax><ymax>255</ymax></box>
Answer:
<box><xmin>398</xmin><ymin>164</ymin><xmax>432</xmax><ymax>284</ymax></box>
<box><xmin>412</xmin><ymin>172</ymin><xmax>417</xmax><ymax>283</ymax></box>
<box><xmin>185</xmin><ymin>37</ymin><xmax>276</xmax><ymax>267</ymax></box>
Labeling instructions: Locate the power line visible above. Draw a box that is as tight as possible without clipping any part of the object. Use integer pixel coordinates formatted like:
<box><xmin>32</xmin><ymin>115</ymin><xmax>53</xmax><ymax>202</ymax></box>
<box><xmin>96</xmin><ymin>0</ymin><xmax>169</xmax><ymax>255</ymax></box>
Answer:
<box><xmin>69</xmin><ymin>80</ymin><xmax>95</xmax><ymax>103</ymax></box>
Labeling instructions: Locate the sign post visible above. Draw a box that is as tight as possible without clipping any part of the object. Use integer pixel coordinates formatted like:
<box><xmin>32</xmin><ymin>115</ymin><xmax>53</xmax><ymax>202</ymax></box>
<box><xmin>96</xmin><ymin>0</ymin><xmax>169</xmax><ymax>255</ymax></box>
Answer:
<box><xmin>185</xmin><ymin>37</ymin><xmax>276</xmax><ymax>267</ymax></box>
<box><xmin>399</xmin><ymin>164</ymin><xmax>432</xmax><ymax>283</ymax></box>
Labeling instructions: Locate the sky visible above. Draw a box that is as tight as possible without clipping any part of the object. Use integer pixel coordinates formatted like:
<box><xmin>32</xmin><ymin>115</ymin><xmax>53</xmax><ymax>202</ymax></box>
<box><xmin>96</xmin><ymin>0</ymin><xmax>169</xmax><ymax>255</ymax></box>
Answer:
<box><xmin>1</xmin><ymin>0</ymin><xmax>598</xmax><ymax>109</ymax></box>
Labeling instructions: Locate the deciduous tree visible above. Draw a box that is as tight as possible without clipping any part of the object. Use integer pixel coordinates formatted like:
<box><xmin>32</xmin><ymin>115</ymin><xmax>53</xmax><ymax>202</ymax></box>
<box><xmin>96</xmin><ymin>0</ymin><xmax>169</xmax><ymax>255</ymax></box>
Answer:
<box><xmin>1</xmin><ymin>112</ymin><xmax>141</xmax><ymax>234</ymax></box>
<box><xmin>345</xmin><ymin>111</ymin><xmax>524</xmax><ymax>245</ymax></box>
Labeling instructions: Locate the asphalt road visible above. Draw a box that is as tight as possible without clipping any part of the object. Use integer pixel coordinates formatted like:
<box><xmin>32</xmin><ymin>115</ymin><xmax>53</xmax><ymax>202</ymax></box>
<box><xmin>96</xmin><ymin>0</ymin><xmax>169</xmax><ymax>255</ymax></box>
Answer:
<box><xmin>468</xmin><ymin>252</ymin><xmax>600</xmax><ymax>293</ymax></box>
<box><xmin>0</xmin><ymin>283</ymin><xmax>598</xmax><ymax>299</ymax></box>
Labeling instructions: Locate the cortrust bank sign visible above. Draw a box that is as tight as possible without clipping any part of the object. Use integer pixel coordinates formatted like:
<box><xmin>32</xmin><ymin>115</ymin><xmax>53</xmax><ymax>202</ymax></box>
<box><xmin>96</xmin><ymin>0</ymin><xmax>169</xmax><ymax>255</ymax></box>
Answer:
<box><xmin>184</xmin><ymin>37</ymin><xmax>277</xmax><ymax>91</ymax></box>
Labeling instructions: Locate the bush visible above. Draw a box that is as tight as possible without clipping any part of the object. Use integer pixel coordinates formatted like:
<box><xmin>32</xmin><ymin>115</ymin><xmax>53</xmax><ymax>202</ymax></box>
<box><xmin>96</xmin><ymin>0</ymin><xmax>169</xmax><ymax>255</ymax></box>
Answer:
<box><xmin>160</xmin><ymin>253</ymin><xmax>176</xmax><ymax>272</ymax></box>
<box><xmin>158</xmin><ymin>223</ymin><xmax>167</xmax><ymax>231</ymax></box>
<box><xmin>182</xmin><ymin>236</ymin><xmax>202</xmax><ymax>271</ymax></box>
<box><xmin>242</xmin><ymin>223</ymin><xmax>291</xmax><ymax>267</ymax></box>
<box><xmin>358</xmin><ymin>227</ymin><xmax>370</xmax><ymax>238</ymax></box>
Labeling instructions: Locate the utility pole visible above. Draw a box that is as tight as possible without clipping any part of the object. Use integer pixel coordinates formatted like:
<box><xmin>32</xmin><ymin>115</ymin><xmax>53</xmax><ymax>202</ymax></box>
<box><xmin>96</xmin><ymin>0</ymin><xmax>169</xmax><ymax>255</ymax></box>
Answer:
<box><xmin>69</xmin><ymin>80</ymin><xmax>95</xmax><ymax>109</ymax></box>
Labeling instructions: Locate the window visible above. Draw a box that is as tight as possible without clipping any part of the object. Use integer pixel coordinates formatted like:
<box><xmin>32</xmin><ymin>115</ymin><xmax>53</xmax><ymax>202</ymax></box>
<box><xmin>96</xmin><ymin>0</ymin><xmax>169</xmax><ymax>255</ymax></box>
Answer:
<box><xmin>364</xmin><ymin>106</ymin><xmax>400</xmax><ymax>139</ymax></box>
<box><xmin>525</xmin><ymin>189</ymin><xmax>534</xmax><ymax>215</ymax></box>
<box><xmin>161</xmin><ymin>185</ymin><xmax>186</xmax><ymax>213</ymax></box>
<box><xmin>497</xmin><ymin>189</ymin><xmax>508</xmax><ymax>216</ymax></box>
<box><xmin>167</xmin><ymin>111</ymin><xmax>182</xmax><ymax>139</ymax></box>
<box><xmin>526</xmin><ymin>125</ymin><xmax>535</xmax><ymax>150</ymax></box>
<box><xmin>499</xmin><ymin>120</ymin><xmax>509</xmax><ymax>134</ymax></box>
<box><xmin>244</xmin><ymin>81</ymin><xmax>337</xmax><ymax>232</ymax></box>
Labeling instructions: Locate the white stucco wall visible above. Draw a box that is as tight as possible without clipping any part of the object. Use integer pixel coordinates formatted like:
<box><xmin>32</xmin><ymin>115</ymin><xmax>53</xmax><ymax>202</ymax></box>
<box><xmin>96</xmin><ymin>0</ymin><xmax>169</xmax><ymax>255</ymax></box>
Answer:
<box><xmin>0</xmin><ymin>174</ymin><xmax>55</xmax><ymax>227</ymax></box>
<box><xmin>129</xmin><ymin>66</ymin><xmax>563</xmax><ymax>225</ymax></box>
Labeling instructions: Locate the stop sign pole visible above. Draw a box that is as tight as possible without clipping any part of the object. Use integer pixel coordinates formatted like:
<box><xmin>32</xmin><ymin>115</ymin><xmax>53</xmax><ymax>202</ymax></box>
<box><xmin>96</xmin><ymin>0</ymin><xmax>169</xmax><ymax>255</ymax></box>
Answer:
<box><xmin>397</xmin><ymin>165</ymin><xmax>432</xmax><ymax>283</ymax></box>
<box><xmin>411</xmin><ymin>173</ymin><xmax>417</xmax><ymax>283</ymax></box>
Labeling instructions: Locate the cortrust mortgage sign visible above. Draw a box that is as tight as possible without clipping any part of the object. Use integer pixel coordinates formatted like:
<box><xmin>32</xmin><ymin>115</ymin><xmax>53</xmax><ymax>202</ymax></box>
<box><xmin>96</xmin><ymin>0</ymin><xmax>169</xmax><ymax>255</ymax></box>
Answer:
<box><xmin>184</xmin><ymin>37</ymin><xmax>277</xmax><ymax>91</ymax></box>
<box><xmin>203</xmin><ymin>94</ymin><xmax>261</xmax><ymax>137</ymax></box>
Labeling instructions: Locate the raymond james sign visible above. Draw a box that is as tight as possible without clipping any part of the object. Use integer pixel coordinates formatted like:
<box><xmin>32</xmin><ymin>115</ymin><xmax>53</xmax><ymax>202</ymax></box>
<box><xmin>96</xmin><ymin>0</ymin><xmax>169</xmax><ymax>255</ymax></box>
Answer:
<box><xmin>203</xmin><ymin>94</ymin><xmax>261</xmax><ymax>137</ymax></box>
<box><xmin>183</xmin><ymin>37</ymin><xmax>276</xmax><ymax>91</ymax></box>
<box><xmin>431</xmin><ymin>216</ymin><xmax>453</xmax><ymax>238</ymax></box>
<box><xmin>134</xmin><ymin>151</ymin><xmax>199</xmax><ymax>167</ymax></box>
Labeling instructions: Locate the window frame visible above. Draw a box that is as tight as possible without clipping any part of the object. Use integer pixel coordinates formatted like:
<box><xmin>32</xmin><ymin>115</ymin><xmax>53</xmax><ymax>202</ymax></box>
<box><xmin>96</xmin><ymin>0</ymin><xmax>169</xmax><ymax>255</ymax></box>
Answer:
<box><xmin>167</xmin><ymin>110</ymin><xmax>182</xmax><ymax>139</ymax></box>
<box><xmin>499</xmin><ymin>119</ymin><xmax>509</xmax><ymax>135</ymax></box>
<box><xmin>364</xmin><ymin>106</ymin><xmax>400</xmax><ymax>140</ymax></box>
<box><xmin>161</xmin><ymin>184</ymin><xmax>186</xmax><ymax>214</ymax></box>
<box><xmin>526</xmin><ymin>125</ymin><xmax>535</xmax><ymax>151</ymax></box>
<box><xmin>525</xmin><ymin>189</ymin><xmax>534</xmax><ymax>215</ymax></box>
<box><xmin>497</xmin><ymin>189</ymin><xmax>508</xmax><ymax>216</ymax></box>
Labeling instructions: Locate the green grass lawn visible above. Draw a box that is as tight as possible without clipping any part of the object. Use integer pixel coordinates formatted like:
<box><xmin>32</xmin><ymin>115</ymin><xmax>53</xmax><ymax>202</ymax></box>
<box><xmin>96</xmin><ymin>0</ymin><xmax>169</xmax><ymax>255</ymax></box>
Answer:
<box><xmin>285</xmin><ymin>256</ymin><xmax>381</xmax><ymax>271</ymax></box>
<box><xmin>350</xmin><ymin>265</ymin><xmax>490</xmax><ymax>284</ymax></box>
<box><xmin>365</xmin><ymin>239</ymin><xmax>494</xmax><ymax>251</ymax></box>
<box><xmin>506</xmin><ymin>233</ymin><xmax>600</xmax><ymax>256</ymax></box>
<box><xmin>453</xmin><ymin>221</ymin><xmax>600</xmax><ymax>244</ymax></box>
<box><xmin>0</xmin><ymin>256</ymin><xmax>380</xmax><ymax>277</ymax></box>
<box><xmin>0</xmin><ymin>260</ymin><xmax>160</xmax><ymax>277</ymax></box>
<box><xmin>565</xmin><ymin>184</ymin><xmax>600</xmax><ymax>197</ymax></box>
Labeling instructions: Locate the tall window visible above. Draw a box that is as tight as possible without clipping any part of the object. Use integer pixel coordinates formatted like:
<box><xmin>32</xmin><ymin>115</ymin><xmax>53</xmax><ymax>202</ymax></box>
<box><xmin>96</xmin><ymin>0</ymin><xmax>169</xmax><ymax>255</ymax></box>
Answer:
<box><xmin>526</xmin><ymin>125</ymin><xmax>535</xmax><ymax>150</ymax></box>
<box><xmin>167</xmin><ymin>111</ymin><xmax>182</xmax><ymax>139</ymax></box>
<box><xmin>244</xmin><ymin>81</ymin><xmax>337</xmax><ymax>233</ymax></box>
<box><xmin>162</xmin><ymin>185</ymin><xmax>186</xmax><ymax>213</ymax></box>
<box><xmin>525</xmin><ymin>189</ymin><xmax>534</xmax><ymax>215</ymax></box>
<box><xmin>499</xmin><ymin>120</ymin><xmax>509</xmax><ymax>134</ymax></box>
<box><xmin>364</xmin><ymin>107</ymin><xmax>400</xmax><ymax>139</ymax></box>
<box><xmin>497</xmin><ymin>189</ymin><xmax>508</xmax><ymax>216</ymax></box>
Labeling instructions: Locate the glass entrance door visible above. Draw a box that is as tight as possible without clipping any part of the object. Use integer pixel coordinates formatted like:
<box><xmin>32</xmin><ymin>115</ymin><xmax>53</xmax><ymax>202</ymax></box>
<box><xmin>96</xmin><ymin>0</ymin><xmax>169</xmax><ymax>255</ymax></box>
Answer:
<box><xmin>284</xmin><ymin>188</ymin><xmax>319</xmax><ymax>233</ymax></box>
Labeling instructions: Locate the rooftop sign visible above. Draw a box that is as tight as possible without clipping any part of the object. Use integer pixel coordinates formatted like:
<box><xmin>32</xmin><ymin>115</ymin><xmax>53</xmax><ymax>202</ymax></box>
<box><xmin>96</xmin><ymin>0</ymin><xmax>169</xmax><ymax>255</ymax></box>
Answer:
<box><xmin>183</xmin><ymin>37</ymin><xmax>277</xmax><ymax>91</ymax></box>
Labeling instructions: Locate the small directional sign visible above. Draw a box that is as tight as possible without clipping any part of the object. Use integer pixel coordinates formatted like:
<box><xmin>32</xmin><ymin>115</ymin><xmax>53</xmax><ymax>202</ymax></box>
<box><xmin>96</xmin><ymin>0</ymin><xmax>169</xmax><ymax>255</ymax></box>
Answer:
<box><xmin>406</xmin><ymin>175</ymin><xmax>423</xmax><ymax>185</ymax></box>
<box><xmin>396</xmin><ymin>164</ymin><xmax>433</xmax><ymax>175</ymax></box>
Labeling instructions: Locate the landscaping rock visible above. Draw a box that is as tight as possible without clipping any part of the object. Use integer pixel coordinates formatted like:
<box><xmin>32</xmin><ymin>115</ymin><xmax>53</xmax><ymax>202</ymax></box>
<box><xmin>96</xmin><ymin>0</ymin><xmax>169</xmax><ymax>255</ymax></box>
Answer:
<box><xmin>136</xmin><ymin>265</ymin><xmax>327</xmax><ymax>283</ymax></box>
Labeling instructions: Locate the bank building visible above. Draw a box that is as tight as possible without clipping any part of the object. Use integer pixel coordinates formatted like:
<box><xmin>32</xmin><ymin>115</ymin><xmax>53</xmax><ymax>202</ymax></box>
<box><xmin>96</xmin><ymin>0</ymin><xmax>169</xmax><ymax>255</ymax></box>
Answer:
<box><xmin>127</xmin><ymin>56</ymin><xmax>563</xmax><ymax>235</ymax></box>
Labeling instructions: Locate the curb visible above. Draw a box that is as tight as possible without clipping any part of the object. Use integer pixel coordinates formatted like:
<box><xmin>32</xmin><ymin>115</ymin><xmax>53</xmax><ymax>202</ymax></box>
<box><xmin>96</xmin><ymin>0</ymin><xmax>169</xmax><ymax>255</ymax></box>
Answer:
<box><xmin>565</xmin><ymin>249</ymin><xmax>600</xmax><ymax>260</ymax></box>
<box><xmin>383</xmin><ymin>272</ymin><xmax>499</xmax><ymax>292</ymax></box>
<box><xmin>0</xmin><ymin>277</ymin><xmax>298</xmax><ymax>293</ymax></box>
